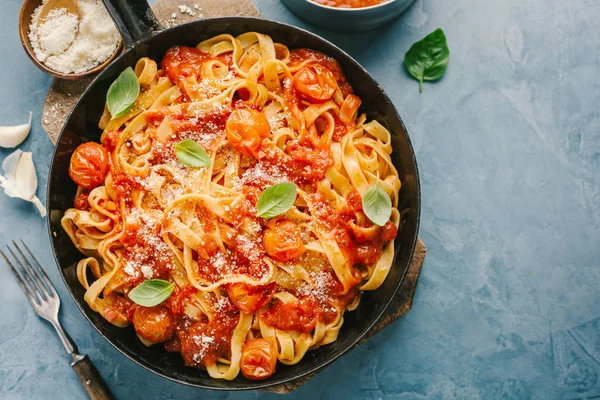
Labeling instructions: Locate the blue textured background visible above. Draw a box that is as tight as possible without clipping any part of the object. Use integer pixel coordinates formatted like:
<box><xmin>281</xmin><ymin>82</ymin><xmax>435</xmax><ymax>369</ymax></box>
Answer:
<box><xmin>1</xmin><ymin>0</ymin><xmax>600</xmax><ymax>398</ymax></box>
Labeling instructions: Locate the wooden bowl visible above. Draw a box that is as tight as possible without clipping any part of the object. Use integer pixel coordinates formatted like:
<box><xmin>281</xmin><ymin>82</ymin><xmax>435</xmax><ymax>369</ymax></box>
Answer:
<box><xmin>18</xmin><ymin>0</ymin><xmax>122</xmax><ymax>80</ymax></box>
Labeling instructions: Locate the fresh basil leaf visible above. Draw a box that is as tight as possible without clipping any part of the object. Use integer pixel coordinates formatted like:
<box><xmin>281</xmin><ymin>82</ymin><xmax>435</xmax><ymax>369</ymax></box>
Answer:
<box><xmin>107</xmin><ymin>67</ymin><xmax>140</xmax><ymax>119</ymax></box>
<box><xmin>256</xmin><ymin>182</ymin><xmax>297</xmax><ymax>219</ymax></box>
<box><xmin>362</xmin><ymin>183</ymin><xmax>392</xmax><ymax>226</ymax></box>
<box><xmin>175</xmin><ymin>139</ymin><xmax>211</xmax><ymax>167</ymax></box>
<box><xmin>404</xmin><ymin>28</ymin><xmax>450</xmax><ymax>92</ymax></box>
<box><xmin>128</xmin><ymin>279</ymin><xmax>174</xmax><ymax>307</ymax></box>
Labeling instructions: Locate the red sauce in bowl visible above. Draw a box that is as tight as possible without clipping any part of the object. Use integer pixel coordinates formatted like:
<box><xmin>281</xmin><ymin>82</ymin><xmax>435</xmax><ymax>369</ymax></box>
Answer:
<box><xmin>309</xmin><ymin>0</ymin><xmax>390</xmax><ymax>8</ymax></box>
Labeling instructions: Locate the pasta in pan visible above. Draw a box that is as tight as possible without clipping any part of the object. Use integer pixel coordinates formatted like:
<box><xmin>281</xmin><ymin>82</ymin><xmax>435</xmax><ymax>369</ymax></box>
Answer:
<box><xmin>62</xmin><ymin>32</ymin><xmax>401</xmax><ymax>380</ymax></box>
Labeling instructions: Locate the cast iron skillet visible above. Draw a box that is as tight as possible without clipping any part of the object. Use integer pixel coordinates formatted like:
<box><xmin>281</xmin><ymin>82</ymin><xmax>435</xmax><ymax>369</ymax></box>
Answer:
<box><xmin>46</xmin><ymin>0</ymin><xmax>421</xmax><ymax>391</ymax></box>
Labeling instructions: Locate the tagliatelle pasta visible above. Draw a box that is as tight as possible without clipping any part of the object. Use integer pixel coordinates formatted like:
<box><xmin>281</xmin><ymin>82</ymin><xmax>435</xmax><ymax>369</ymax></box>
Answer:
<box><xmin>61</xmin><ymin>32</ymin><xmax>401</xmax><ymax>381</ymax></box>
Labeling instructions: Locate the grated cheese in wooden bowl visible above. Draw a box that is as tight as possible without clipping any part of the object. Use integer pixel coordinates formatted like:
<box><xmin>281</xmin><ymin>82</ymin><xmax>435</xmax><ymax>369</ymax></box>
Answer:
<box><xmin>28</xmin><ymin>0</ymin><xmax>120</xmax><ymax>75</ymax></box>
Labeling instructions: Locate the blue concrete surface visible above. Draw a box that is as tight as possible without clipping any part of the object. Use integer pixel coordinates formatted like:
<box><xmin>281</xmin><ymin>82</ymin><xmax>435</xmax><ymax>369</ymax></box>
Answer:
<box><xmin>1</xmin><ymin>0</ymin><xmax>599</xmax><ymax>398</ymax></box>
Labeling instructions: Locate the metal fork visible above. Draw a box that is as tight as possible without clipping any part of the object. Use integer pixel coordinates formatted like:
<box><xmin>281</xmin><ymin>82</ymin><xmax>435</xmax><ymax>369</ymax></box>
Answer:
<box><xmin>1</xmin><ymin>240</ymin><xmax>113</xmax><ymax>400</ymax></box>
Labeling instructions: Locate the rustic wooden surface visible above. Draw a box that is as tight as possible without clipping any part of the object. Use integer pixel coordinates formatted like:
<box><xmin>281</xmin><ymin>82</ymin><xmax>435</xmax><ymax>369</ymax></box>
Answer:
<box><xmin>41</xmin><ymin>0</ymin><xmax>426</xmax><ymax>393</ymax></box>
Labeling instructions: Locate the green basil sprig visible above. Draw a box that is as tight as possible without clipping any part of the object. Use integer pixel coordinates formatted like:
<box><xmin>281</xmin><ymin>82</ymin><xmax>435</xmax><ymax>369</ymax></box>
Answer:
<box><xmin>128</xmin><ymin>279</ymin><xmax>174</xmax><ymax>307</ymax></box>
<box><xmin>256</xmin><ymin>182</ymin><xmax>297</xmax><ymax>219</ymax></box>
<box><xmin>107</xmin><ymin>67</ymin><xmax>140</xmax><ymax>119</ymax></box>
<box><xmin>404</xmin><ymin>28</ymin><xmax>450</xmax><ymax>92</ymax></box>
<box><xmin>362</xmin><ymin>183</ymin><xmax>392</xmax><ymax>226</ymax></box>
<box><xmin>175</xmin><ymin>139</ymin><xmax>211</xmax><ymax>167</ymax></box>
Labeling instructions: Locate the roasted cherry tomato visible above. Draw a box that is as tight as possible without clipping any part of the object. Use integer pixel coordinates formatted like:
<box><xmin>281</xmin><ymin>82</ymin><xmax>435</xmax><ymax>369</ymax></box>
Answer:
<box><xmin>240</xmin><ymin>338</ymin><xmax>278</xmax><ymax>380</ymax></box>
<box><xmin>293</xmin><ymin>64</ymin><xmax>337</xmax><ymax>102</ymax></box>
<box><xmin>381</xmin><ymin>221</ymin><xmax>398</xmax><ymax>241</ymax></box>
<box><xmin>263</xmin><ymin>220</ymin><xmax>306</xmax><ymax>262</ymax></box>
<box><xmin>261</xmin><ymin>296</ymin><xmax>320</xmax><ymax>333</ymax></box>
<box><xmin>226</xmin><ymin>282</ymin><xmax>275</xmax><ymax>314</ymax></box>
<box><xmin>68</xmin><ymin>142</ymin><xmax>110</xmax><ymax>189</ymax></box>
<box><xmin>132</xmin><ymin>305</ymin><xmax>174</xmax><ymax>344</ymax></box>
<box><xmin>225</xmin><ymin>108</ymin><xmax>270</xmax><ymax>157</ymax></box>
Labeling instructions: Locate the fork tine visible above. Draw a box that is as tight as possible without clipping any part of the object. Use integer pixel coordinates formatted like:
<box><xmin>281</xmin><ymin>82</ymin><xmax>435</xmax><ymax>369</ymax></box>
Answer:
<box><xmin>12</xmin><ymin>240</ymin><xmax>52</xmax><ymax>300</ymax></box>
<box><xmin>11</xmin><ymin>241</ymin><xmax>52</xmax><ymax>300</ymax></box>
<box><xmin>7</xmin><ymin>245</ymin><xmax>47</xmax><ymax>301</ymax></box>
<box><xmin>1</xmin><ymin>249</ymin><xmax>40</xmax><ymax>306</ymax></box>
<box><xmin>18</xmin><ymin>239</ymin><xmax>58</xmax><ymax>297</ymax></box>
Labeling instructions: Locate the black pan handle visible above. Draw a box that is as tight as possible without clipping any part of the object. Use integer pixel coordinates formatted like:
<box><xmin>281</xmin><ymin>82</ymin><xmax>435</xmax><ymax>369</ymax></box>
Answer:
<box><xmin>101</xmin><ymin>0</ymin><xmax>164</xmax><ymax>49</ymax></box>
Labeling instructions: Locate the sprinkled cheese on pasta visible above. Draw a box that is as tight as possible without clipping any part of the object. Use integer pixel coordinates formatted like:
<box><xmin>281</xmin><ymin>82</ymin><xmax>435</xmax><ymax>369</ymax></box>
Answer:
<box><xmin>61</xmin><ymin>32</ymin><xmax>401</xmax><ymax>381</ymax></box>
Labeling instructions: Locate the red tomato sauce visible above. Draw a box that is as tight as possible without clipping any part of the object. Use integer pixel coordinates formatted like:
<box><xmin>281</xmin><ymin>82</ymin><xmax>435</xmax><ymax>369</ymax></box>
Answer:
<box><xmin>195</xmin><ymin>237</ymin><xmax>270</xmax><ymax>283</ymax></box>
<box><xmin>111</xmin><ymin>172</ymin><xmax>143</xmax><ymax>204</ymax></box>
<box><xmin>74</xmin><ymin>190</ymin><xmax>90</xmax><ymax>210</ymax></box>
<box><xmin>161</xmin><ymin>46</ymin><xmax>234</xmax><ymax>97</ymax></box>
<box><xmin>261</xmin><ymin>296</ymin><xmax>335</xmax><ymax>333</ymax></box>
<box><xmin>227</xmin><ymin>282</ymin><xmax>276</xmax><ymax>314</ymax></box>
<box><xmin>101</xmin><ymin>129</ymin><xmax>121</xmax><ymax>152</ymax></box>
<box><xmin>310</xmin><ymin>0</ymin><xmax>390</xmax><ymax>8</ymax></box>
<box><xmin>102</xmin><ymin>294</ymin><xmax>133</xmax><ymax>324</ymax></box>
<box><xmin>161</xmin><ymin>46</ymin><xmax>212</xmax><ymax>81</ymax></box>
<box><xmin>257</xmin><ymin>137</ymin><xmax>333</xmax><ymax>186</ymax></box>
<box><xmin>311</xmin><ymin>191</ymin><xmax>398</xmax><ymax>268</ymax></box>
<box><xmin>145</xmin><ymin>108</ymin><xmax>167</xmax><ymax>126</ymax></box>
<box><xmin>331</xmin><ymin>112</ymin><xmax>351</xmax><ymax>142</ymax></box>
<box><xmin>120</xmin><ymin>242</ymin><xmax>172</xmax><ymax>285</ymax></box>
<box><xmin>151</xmin><ymin>106</ymin><xmax>232</xmax><ymax>164</ymax></box>
<box><xmin>167</xmin><ymin>286</ymin><xmax>199</xmax><ymax>316</ymax></box>
<box><xmin>178</xmin><ymin>313</ymin><xmax>240</xmax><ymax>367</ymax></box>
<box><xmin>289</xmin><ymin>48</ymin><xmax>353</xmax><ymax>98</ymax></box>
<box><xmin>286</xmin><ymin>138</ymin><xmax>334</xmax><ymax>183</ymax></box>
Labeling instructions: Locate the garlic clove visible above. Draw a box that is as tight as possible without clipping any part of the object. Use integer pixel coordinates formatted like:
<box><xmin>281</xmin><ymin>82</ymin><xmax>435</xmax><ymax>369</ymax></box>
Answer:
<box><xmin>0</xmin><ymin>149</ymin><xmax>46</xmax><ymax>217</ymax></box>
<box><xmin>15</xmin><ymin>152</ymin><xmax>38</xmax><ymax>200</ymax></box>
<box><xmin>0</xmin><ymin>112</ymin><xmax>32</xmax><ymax>148</ymax></box>
<box><xmin>0</xmin><ymin>149</ymin><xmax>23</xmax><ymax>197</ymax></box>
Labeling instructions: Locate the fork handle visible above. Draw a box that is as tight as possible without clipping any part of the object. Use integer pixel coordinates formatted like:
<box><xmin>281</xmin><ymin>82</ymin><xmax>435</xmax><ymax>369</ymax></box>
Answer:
<box><xmin>71</xmin><ymin>355</ymin><xmax>114</xmax><ymax>400</ymax></box>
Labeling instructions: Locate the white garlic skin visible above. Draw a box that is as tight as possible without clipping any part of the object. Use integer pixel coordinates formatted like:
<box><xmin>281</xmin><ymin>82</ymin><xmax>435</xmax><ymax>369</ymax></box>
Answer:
<box><xmin>0</xmin><ymin>112</ymin><xmax>32</xmax><ymax>148</ymax></box>
<box><xmin>0</xmin><ymin>149</ymin><xmax>46</xmax><ymax>217</ymax></box>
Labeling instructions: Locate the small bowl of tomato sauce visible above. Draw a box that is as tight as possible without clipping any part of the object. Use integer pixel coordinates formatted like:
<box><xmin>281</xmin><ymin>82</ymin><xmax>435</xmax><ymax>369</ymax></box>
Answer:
<box><xmin>281</xmin><ymin>0</ymin><xmax>415</xmax><ymax>32</ymax></box>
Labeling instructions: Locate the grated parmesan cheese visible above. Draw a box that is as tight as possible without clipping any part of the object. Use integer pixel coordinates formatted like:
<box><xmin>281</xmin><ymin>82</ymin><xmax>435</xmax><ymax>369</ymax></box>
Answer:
<box><xmin>28</xmin><ymin>0</ymin><xmax>120</xmax><ymax>74</ymax></box>
<box><xmin>34</xmin><ymin>9</ymin><xmax>78</xmax><ymax>57</ymax></box>
<box><xmin>267</xmin><ymin>112</ymin><xmax>286</xmax><ymax>131</ymax></box>
<box><xmin>123</xmin><ymin>209</ymin><xmax>173</xmax><ymax>280</ymax></box>
<box><xmin>241</xmin><ymin>161</ymin><xmax>289</xmax><ymax>187</ymax></box>
<box><xmin>214</xmin><ymin>296</ymin><xmax>230</xmax><ymax>312</ymax></box>
<box><xmin>191</xmin><ymin>331</ymin><xmax>215</xmax><ymax>364</ymax></box>
<box><xmin>178</xmin><ymin>5</ymin><xmax>196</xmax><ymax>16</ymax></box>
<box><xmin>123</xmin><ymin>260</ymin><xmax>137</xmax><ymax>277</ymax></box>
<box><xmin>295</xmin><ymin>267</ymin><xmax>339</xmax><ymax>309</ymax></box>
<box><xmin>141</xmin><ymin>265</ymin><xmax>154</xmax><ymax>279</ymax></box>
<box><xmin>236</xmin><ymin>234</ymin><xmax>262</xmax><ymax>261</ymax></box>
<box><xmin>211</xmin><ymin>252</ymin><xmax>228</xmax><ymax>272</ymax></box>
